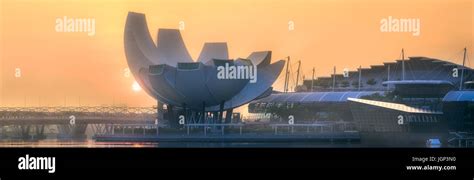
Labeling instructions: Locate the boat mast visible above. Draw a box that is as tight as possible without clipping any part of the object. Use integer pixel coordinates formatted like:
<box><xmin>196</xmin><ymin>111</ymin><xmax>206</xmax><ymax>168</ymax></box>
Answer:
<box><xmin>295</xmin><ymin>60</ymin><xmax>301</xmax><ymax>90</ymax></box>
<box><xmin>460</xmin><ymin>47</ymin><xmax>467</xmax><ymax>90</ymax></box>
<box><xmin>311</xmin><ymin>67</ymin><xmax>315</xmax><ymax>92</ymax></box>
<box><xmin>284</xmin><ymin>56</ymin><xmax>290</xmax><ymax>93</ymax></box>
<box><xmin>358</xmin><ymin>65</ymin><xmax>361</xmax><ymax>91</ymax></box>
<box><xmin>402</xmin><ymin>48</ymin><xmax>405</xmax><ymax>81</ymax></box>
<box><xmin>332</xmin><ymin>66</ymin><xmax>336</xmax><ymax>91</ymax></box>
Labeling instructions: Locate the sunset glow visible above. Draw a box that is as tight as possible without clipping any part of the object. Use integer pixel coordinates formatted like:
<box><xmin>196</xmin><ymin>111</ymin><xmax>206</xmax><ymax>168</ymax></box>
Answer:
<box><xmin>0</xmin><ymin>0</ymin><xmax>472</xmax><ymax>107</ymax></box>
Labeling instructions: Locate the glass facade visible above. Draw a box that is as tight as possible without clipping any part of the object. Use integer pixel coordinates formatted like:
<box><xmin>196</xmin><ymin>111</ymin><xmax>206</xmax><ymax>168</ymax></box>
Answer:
<box><xmin>349</xmin><ymin>101</ymin><xmax>444</xmax><ymax>132</ymax></box>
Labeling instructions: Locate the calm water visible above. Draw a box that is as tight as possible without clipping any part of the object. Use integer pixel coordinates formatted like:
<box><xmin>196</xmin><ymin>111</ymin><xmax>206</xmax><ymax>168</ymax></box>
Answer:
<box><xmin>0</xmin><ymin>138</ymin><xmax>374</xmax><ymax>148</ymax></box>
<box><xmin>0</xmin><ymin>132</ymin><xmax>456</xmax><ymax>148</ymax></box>
<box><xmin>0</xmin><ymin>139</ymin><xmax>427</xmax><ymax>148</ymax></box>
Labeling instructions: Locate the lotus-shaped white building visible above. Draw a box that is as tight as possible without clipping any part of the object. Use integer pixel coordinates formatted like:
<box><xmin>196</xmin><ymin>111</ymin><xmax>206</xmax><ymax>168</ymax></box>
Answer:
<box><xmin>124</xmin><ymin>12</ymin><xmax>284</xmax><ymax>124</ymax></box>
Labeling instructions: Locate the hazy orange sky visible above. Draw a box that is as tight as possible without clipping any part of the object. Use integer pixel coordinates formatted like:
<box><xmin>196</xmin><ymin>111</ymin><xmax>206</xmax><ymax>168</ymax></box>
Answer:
<box><xmin>0</xmin><ymin>0</ymin><xmax>472</xmax><ymax>108</ymax></box>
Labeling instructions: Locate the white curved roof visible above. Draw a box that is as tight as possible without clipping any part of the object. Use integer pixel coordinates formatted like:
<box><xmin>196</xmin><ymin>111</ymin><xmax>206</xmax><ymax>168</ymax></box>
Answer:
<box><xmin>348</xmin><ymin>98</ymin><xmax>442</xmax><ymax>114</ymax></box>
<box><xmin>253</xmin><ymin>91</ymin><xmax>384</xmax><ymax>103</ymax></box>
<box><xmin>156</xmin><ymin>29</ymin><xmax>193</xmax><ymax>66</ymax></box>
<box><xmin>207</xmin><ymin>59</ymin><xmax>285</xmax><ymax>111</ymax></box>
<box><xmin>382</xmin><ymin>80</ymin><xmax>454</xmax><ymax>86</ymax></box>
<box><xmin>197</xmin><ymin>42</ymin><xmax>229</xmax><ymax>63</ymax></box>
<box><xmin>443</xmin><ymin>91</ymin><xmax>474</xmax><ymax>102</ymax></box>
<box><xmin>247</xmin><ymin>51</ymin><xmax>271</xmax><ymax>68</ymax></box>
<box><xmin>125</xmin><ymin>12</ymin><xmax>285</xmax><ymax>110</ymax></box>
<box><xmin>125</xmin><ymin>12</ymin><xmax>178</xmax><ymax>105</ymax></box>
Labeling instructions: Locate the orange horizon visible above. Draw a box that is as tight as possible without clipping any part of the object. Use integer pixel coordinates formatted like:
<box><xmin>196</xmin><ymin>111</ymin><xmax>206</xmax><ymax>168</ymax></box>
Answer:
<box><xmin>0</xmin><ymin>0</ymin><xmax>472</xmax><ymax>109</ymax></box>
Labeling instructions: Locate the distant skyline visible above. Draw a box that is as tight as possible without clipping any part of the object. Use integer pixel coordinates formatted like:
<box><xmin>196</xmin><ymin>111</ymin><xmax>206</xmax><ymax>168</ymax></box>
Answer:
<box><xmin>0</xmin><ymin>0</ymin><xmax>472</xmax><ymax>107</ymax></box>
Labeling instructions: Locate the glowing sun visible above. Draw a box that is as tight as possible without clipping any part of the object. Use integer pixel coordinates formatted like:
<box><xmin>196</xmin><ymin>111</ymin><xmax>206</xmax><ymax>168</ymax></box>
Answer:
<box><xmin>132</xmin><ymin>81</ymin><xmax>142</xmax><ymax>92</ymax></box>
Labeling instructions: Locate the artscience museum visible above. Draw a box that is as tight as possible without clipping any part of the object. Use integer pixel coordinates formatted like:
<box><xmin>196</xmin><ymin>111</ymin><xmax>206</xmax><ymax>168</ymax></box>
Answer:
<box><xmin>124</xmin><ymin>12</ymin><xmax>285</xmax><ymax>126</ymax></box>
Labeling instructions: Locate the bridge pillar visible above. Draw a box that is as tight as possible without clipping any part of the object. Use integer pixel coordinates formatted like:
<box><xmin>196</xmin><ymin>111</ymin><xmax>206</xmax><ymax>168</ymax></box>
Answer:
<box><xmin>202</xmin><ymin>102</ymin><xmax>206</xmax><ymax>123</ymax></box>
<box><xmin>182</xmin><ymin>103</ymin><xmax>187</xmax><ymax>125</ymax></box>
<box><xmin>212</xmin><ymin>112</ymin><xmax>218</xmax><ymax>124</ymax></box>
<box><xmin>166</xmin><ymin>104</ymin><xmax>179</xmax><ymax>128</ymax></box>
<box><xmin>57</xmin><ymin>124</ymin><xmax>88</xmax><ymax>139</ymax></box>
<box><xmin>19</xmin><ymin>125</ymin><xmax>31</xmax><ymax>139</ymax></box>
<box><xmin>218</xmin><ymin>102</ymin><xmax>224</xmax><ymax>124</ymax></box>
<box><xmin>157</xmin><ymin>101</ymin><xmax>164</xmax><ymax>124</ymax></box>
<box><xmin>34</xmin><ymin>125</ymin><xmax>46</xmax><ymax>139</ymax></box>
<box><xmin>225</xmin><ymin>108</ymin><xmax>233</xmax><ymax>123</ymax></box>
<box><xmin>9</xmin><ymin>125</ymin><xmax>34</xmax><ymax>139</ymax></box>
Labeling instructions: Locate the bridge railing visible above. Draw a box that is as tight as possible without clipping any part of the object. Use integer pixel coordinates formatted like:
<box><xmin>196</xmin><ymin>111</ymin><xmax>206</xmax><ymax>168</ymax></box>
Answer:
<box><xmin>0</xmin><ymin>106</ymin><xmax>157</xmax><ymax>124</ymax></box>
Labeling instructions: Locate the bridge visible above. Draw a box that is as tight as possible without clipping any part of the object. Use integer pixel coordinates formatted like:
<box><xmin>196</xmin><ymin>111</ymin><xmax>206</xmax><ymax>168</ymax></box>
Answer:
<box><xmin>0</xmin><ymin>106</ymin><xmax>157</xmax><ymax>124</ymax></box>
<box><xmin>0</xmin><ymin>106</ymin><xmax>158</xmax><ymax>139</ymax></box>
<box><xmin>0</xmin><ymin>106</ymin><xmax>358</xmax><ymax>141</ymax></box>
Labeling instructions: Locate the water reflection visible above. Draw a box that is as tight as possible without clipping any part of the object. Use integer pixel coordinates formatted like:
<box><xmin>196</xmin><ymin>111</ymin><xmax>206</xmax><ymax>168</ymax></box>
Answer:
<box><xmin>0</xmin><ymin>140</ymin><xmax>159</xmax><ymax>148</ymax></box>
<box><xmin>0</xmin><ymin>139</ymin><xmax>364</xmax><ymax>148</ymax></box>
